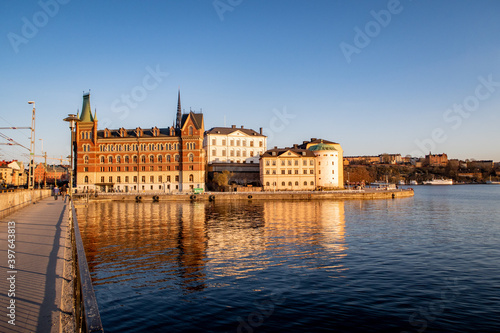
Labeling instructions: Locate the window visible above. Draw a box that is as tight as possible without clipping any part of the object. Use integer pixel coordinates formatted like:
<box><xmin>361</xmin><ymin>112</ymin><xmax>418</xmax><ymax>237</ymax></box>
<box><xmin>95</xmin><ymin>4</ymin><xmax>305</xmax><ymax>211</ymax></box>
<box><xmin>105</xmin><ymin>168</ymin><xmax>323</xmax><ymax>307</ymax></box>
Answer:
<box><xmin>167</xmin><ymin>176</ymin><xmax>171</xmax><ymax>182</ymax></box>
<box><xmin>149</xmin><ymin>155</ymin><xmax>154</xmax><ymax>163</ymax></box>
<box><xmin>141</xmin><ymin>155</ymin><xmax>146</xmax><ymax>163</ymax></box>
<box><xmin>100</xmin><ymin>176</ymin><xmax>104</xmax><ymax>183</ymax></box>
<box><xmin>266</xmin><ymin>182</ymin><xmax>270</xmax><ymax>186</ymax></box>
<box><xmin>266</xmin><ymin>170</ymin><xmax>270</xmax><ymax>174</ymax></box>
<box><xmin>116</xmin><ymin>156</ymin><xmax>121</xmax><ymax>163</ymax></box>
<box><xmin>159</xmin><ymin>166</ymin><xmax>162</xmax><ymax>171</ymax></box>
<box><xmin>108</xmin><ymin>156</ymin><xmax>113</xmax><ymax>163</ymax></box>
<box><xmin>266</xmin><ymin>160</ymin><xmax>270</xmax><ymax>166</ymax></box>
<box><xmin>310</xmin><ymin>160</ymin><xmax>314</xmax><ymax>165</ymax></box>
<box><xmin>288</xmin><ymin>160</ymin><xmax>292</xmax><ymax>166</ymax></box>
<box><xmin>212</xmin><ymin>138</ymin><xmax>216</xmax><ymax>145</ymax></box>
<box><xmin>158</xmin><ymin>155</ymin><xmax>163</xmax><ymax>163</ymax></box>
<box><xmin>189</xmin><ymin>126</ymin><xmax>193</xmax><ymax>135</ymax></box>
<box><xmin>189</xmin><ymin>174</ymin><xmax>194</xmax><ymax>182</ymax></box>
<box><xmin>84</xmin><ymin>176</ymin><xmax>88</xmax><ymax>183</ymax></box>
<box><xmin>272</xmin><ymin>161</ymin><xmax>276</xmax><ymax>166</ymax></box>
<box><xmin>117</xmin><ymin>167</ymin><xmax>121</xmax><ymax>172</ymax></box>
<box><xmin>250</xmin><ymin>141</ymin><xmax>254</xmax><ymax>147</ymax></box>
<box><xmin>288</xmin><ymin>182</ymin><xmax>292</xmax><ymax>186</ymax></box>
<box><xmin>212</xmin><ymin>149</ymin><xmax>216</xmax><ymax>156</ymax></box>
<box><xmin>133</xmin><ymin>156</ymin><xmax>138</xmax><ymax>163</ymax></box>
<box><xmin>242</xmin><ymin>140</ymin><xmax>246</xmax><ymax>146</ymax></box>
<box><xmin>304</xmin><ymin>181</ymin><xmax>307</xmax><ymax>186</ymax></box>
<box><xmin>259</xmin><ymin>141</ymin><xmax>263</xmax><ymax>147</ymax></box>
<box><xmin>230</xmin><ymin>150</ymin><xmax>234</xmax><ymax>157</ymax></box>
<box><xmin>188</xmin><ymin>154</ymin><xmax>194</xmax><ymax>162</ymax></box>
<box><xmin>310</xmin><ymin>170</ymin><xmax>314</xmax><ymax>174</ymax></box>
<box><xmin>222</xmin><ymin>149</ymin><xmax>226</xmax><ymax>156</ymax></box>
<box><xmin>125</xmin><ymin>156</ymin><xmax>129</xmax><ymax>163</ymax></box>
<box><xmin>236</xmin><ymin>140</ymin><xmax>240</xmax><ymax>146</ymax></box>
<box><xmin>295</xmin><ymin>160</ymin><xmax>298</xmax><ymax>166</ymax></box>
<box><xmin>141</xmin><ymin>166</ymin><xmax>146</xmax><ymax>171</ymax></box>
<box><xmin>108</xmin><ymin>176</ymin><xmax>113</xmax><ymax>183</ymax></box>
<box><xmin>236</xmin><ymin>151</ymin><xmax>240</xmax><ymax>157</ymax></box>
<box><xmin>310</xmin><ymin>181</ymin><xmax>314</xmax><ymax>185</ymax></box>
<box><xmin>175</xmin><ymin>154</ymin><xmax>180</xmax><ymax>162</ymax></box>
<box><xmin>166</xmin><ymin>155</ymin><xmax>171</xmax><ymax>162</ymax></box>
<box><xmin>332</xmin><ymin>170</ymin><xmax>335</xmax><ymax>174</ymax></box>
<box><xmin>281</xmin><ymin>182</ymin><xmax>285</xmax><ymax>186</ymax></box>
<box><xmin>125</xmin><ymin>166</ymin><xmax>129</xmax><ymax>171</ymax></box>
<box><xmin>303</xmin><ymin>170</ymin><xmax>307</xmax><ymax>174</ymax></box>
<box><xmin>84</xmin><ymin>156</ymin><xmax>89</xmax><ymax>164</ymax></box>
<box><xmin>117</xmin><ymin>176</ymin><xmax>121</xmax><ymax>183</ymax></box>
<box><xmin>149</xmin><ymin>166</ymin><xmax>154</xmax><ymax>171</ymax></box>
<box><xmin>175</xmin><ymin>175</ymin><xmax>179</xmax><ymax>182</ymax></box>
<box><xmin>189</xmin><ymin>165</ymin><xmax>193</xmax><ymax>170</ymax></box>
<box><xmin>281</xmin><ymin>170</ymin><xmax>285</xmax><ymax>174</ymax></box>
<box><xmin>272</xmin><ymin>170</ymin><xmax>276</xmax><ymax>174</ymax></box>
<box><xmin>222</xmin><ymin>139</ymin><xmax>226</xmax><ymax>145</ymax></box>
<box><xmin>125</xmin><ymin>176</ymin><xmax>129</xmax><ymax>182</ymax></box>
<box><xmin>295</xmin><ymin>181</ymin><xmax>299</xmax><ymax>186</ymax></box>
<box><xmin>250</xmin><ymin>151</ymin><xmax>254</xmax><ymax>157</ymax></box>
<box><xmin>230</xmin><ymin>140</ymin><xmax>234</xmax><ymax>146</ymax></box>
<box><xmin>295</xmin><ymin>170</ymin><xmax>298</xmax><ymax>174</ymax></box>
<box><xmin>141</xmin><ymin>176</ymin><xmax>145</xmax><ymax>183</ymax></box>
<box><xmin>133</xmin><ymin>176</ymin><xmax>137</xmax><ymax>183</ymax></box>
<box><xmin>288</xmin><ymin>170</ymin><xmax>292</xmax><ymax>174</ymax></box>
<box><xmin>159</xmin><ymin>176</ymin><xmax>162</xmax><ymax>183</ymax></box>
<box><xmin>150</xmin><ymin>176</ymin><xmax>154</xmax><ymax>183</ymax></box>
<box><xmin>133</xmin><ymin>166</ymin><xmax>137</xmax><ymax>171</ymax></box>
<box><xmin>108</xmin><ymin>167</ymin><xmax>112</xmax><ymax>172</ymax></box>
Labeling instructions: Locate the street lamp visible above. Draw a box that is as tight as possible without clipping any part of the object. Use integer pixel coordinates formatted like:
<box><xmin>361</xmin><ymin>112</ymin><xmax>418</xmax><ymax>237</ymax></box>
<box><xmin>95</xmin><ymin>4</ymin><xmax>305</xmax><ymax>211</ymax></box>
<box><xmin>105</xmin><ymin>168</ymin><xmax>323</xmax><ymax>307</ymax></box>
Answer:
<box><xmin>63</xmin><ymin>114</ymin><xmax>80</xmax><ymax>200</ymax></box>
<box><xmin>28</xmin><ymin>101</ymin><xmax>35</xmax><ymax>191</ymax></box>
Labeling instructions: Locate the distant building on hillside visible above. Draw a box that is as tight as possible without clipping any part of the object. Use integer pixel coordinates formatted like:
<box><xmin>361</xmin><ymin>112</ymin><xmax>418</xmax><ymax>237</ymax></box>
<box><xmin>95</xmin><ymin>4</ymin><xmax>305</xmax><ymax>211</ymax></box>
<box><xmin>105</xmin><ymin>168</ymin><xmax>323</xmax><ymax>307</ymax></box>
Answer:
<box><xmin>425</xmin><ymin>153</ymin><xmax>448</xmax><ymax>167</ymax></box>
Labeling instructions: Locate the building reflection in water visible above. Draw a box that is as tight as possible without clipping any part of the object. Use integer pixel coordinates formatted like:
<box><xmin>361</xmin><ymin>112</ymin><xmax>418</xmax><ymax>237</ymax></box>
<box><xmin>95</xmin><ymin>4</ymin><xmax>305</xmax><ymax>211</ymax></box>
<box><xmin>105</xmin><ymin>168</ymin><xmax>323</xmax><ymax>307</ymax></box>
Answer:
<box><xmin>77</xmin><ymin>199</ymin><xmax>346</xmax><ymax>295</ymax></box>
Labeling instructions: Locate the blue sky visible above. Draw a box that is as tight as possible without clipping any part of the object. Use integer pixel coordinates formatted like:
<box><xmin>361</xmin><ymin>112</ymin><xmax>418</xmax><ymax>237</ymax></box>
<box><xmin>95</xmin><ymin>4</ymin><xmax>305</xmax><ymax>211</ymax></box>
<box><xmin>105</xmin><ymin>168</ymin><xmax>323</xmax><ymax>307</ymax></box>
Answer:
<box><xmin>1</xmin><ymin>0</ymin><xmax>499</xmax><ymax>164</ymax></box>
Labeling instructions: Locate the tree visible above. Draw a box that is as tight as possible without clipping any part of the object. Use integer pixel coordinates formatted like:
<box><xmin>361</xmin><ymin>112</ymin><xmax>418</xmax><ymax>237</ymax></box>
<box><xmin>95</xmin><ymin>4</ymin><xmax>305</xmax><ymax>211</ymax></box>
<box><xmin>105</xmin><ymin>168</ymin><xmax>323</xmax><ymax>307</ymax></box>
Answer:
<box><xmin>213</xmin><ymin>170</ymin><xmax>233</xmax><ymax>191</ymax></box>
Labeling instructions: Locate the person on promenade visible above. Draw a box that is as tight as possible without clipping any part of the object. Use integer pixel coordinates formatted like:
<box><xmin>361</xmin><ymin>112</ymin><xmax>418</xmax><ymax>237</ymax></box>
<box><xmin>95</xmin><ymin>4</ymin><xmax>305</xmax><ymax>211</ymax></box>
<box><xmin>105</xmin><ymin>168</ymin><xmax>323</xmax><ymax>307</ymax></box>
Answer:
<box><xmin>53</xmin><ymin>186</ymin><xmax>59</xmax><ymax>200</ymax></box>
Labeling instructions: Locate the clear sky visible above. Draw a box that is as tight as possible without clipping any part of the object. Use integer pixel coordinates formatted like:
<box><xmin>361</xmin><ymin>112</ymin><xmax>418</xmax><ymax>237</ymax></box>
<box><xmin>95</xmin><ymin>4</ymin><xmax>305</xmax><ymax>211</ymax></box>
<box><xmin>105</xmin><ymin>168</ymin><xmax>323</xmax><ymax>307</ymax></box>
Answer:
<box><xmin>1</xmin><ymin>0</ymin><xmax>499</xmax><ymax>165</ymax></box>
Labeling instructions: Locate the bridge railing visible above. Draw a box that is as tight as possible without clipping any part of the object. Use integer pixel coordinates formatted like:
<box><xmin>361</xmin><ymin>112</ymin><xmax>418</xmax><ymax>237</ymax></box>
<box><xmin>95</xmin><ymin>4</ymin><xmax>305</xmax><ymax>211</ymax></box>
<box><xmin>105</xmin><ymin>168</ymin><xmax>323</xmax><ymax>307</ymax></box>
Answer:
<box><xmin>69</xmin><ymin>202</ymin><xmax>104</xmax><ymax>333</ymax></box>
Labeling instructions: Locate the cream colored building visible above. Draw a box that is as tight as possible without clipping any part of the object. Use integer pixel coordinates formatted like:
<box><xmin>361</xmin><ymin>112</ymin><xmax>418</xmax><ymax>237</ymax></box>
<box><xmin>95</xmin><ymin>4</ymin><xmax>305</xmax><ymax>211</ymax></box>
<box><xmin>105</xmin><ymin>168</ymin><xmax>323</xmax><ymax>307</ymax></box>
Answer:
<box><xmin>260</xmin><ymin>147</ymin><xmax>317</xmax><ymax>191</ymax></box>
<box><xmin>204</xmin><ymin>126</ymin><xmax>267</xmax><ymax>164</ymax></box>
<box><xmin>260</xmin><ymin>138</ymin><xmax>344</xmax><ymax>191</ymax></box>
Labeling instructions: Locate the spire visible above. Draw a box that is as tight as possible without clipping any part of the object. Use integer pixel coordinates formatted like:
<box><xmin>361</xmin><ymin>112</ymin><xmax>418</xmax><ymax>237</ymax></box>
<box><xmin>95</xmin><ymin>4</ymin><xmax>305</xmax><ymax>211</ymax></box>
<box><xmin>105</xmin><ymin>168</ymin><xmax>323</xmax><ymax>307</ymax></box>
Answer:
<box><xmin>176</xmin><ymin>89</ymin><xmax>182</xmax><ymax>129</ymax></box>
<box><xmin>79</xmin><ymin>92</ymin><xmax>94</xmax><ymax>122</ymax></box>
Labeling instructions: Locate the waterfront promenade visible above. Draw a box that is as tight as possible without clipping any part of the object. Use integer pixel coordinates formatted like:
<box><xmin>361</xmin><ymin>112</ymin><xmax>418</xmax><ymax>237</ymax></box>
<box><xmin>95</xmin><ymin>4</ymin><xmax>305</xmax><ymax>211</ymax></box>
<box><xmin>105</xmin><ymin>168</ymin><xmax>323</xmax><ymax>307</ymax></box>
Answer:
<box><xmin>0</xmin><ymin>197</ymin><xmax>70</xmax><ymax>332</ymax></box>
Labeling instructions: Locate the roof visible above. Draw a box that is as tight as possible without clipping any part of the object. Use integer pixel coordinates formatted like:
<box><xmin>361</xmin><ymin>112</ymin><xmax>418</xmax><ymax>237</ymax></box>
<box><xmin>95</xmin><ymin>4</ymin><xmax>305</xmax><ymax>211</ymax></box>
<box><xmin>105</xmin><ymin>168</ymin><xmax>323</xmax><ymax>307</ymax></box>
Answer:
<box><xmin>297</xmin><ymin>138</ymin><xmax>338</xmax><ymax>149</ymax></box>
<box><xmin>261</xmin><ymin>147</ymin><xmax>315</xmax><ymax>158</ymax></box>
<box><xmin>308</xmin><ymin>143</ymin><xmax>338</xmax><ymax>152</ymax></box>
<box><xmin>181</xmin><ymin>112</ymin><xmax>204</xmax><ymax>130</ymax></box>
<box><xmin>96</xmin><ymin>127</ymin><xmax>175</xmax><ymax>139</ymax></box>
<box><xmin>79</xmin><ymin>93</ymin><xmax>94</xmax><ymax>122</ymax></box>
<box><xmin>206</xmin><ymin>126</ymin><xmax>265</xmax><ymax>137</ymax></box>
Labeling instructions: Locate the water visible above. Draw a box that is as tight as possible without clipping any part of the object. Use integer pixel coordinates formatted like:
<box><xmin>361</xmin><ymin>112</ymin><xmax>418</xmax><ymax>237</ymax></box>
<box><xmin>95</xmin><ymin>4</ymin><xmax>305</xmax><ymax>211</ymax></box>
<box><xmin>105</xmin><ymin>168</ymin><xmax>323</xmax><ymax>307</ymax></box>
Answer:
<box><xmin>77</xmin><ymin>185</ymin><xmax>500</xmax><ymax>332</ymax></box>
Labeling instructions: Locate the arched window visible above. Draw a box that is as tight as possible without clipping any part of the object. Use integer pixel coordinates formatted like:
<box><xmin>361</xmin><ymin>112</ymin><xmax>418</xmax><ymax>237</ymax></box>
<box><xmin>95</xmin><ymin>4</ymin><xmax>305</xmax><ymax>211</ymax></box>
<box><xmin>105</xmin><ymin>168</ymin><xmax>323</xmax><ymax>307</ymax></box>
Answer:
<box><xmin>100</xmin><ymin>156</ymin><xmax>105</xmax><ymax>164</ymax></box>
<box><xmin>116</xmin><ymin>156</ymin><xmax>121</xmax><ymax>163</ymax></box>
<box><xmin>175</xmin><ymin>154</ymin><xmax>180</xmax><ymax>162</ymax></box>
<box><xmin>141</xmin><ymin>155</ymin><xmax>146</xmax><ymax>163</ymax></box>
<box><xmin>281</xmin><ymin>182</ymin><xmax>285</xmax><ymax>186</ymax></box>
<box><xmin>158</xmin><ymin>155</ymin><xmax>163</xmax><ymax>163</ymax></box>
<box><xmin>189</xmin><ymin>174</ymin><xmax>194</xmax><ymax>182</ymax></box>
<box><xmin>166</xmin><ymin>155</ymin><xmax>171</xmax><ymax>162</ymax></box>
<box><xmin>266</xmin><ymin>182</ymin><xmax>270</xmax><ymax>186</ymax></box>
<box><xmin>125</xmin><ymin>156</ymin><xmax>129</xmax><ymax>163</ymax></box>
<box><xmin>295</xmin><ymin>181</ymin><xmax>299</xmax><ymax>186</ymax></box>
<box><xmin>188</xmin><ymin>154</ymin><xmax>194</xmax><ymax>162</ymax></box>
<box><xmin>304</xmin><ymin>181</ymin><xmax>307</xmax><ymax>186</ymax></box>
<box><xmin>288</xmin><ymin>182</ymin><xmax>292</xmax><ymax>186</ymax></box>
<box><xmin>310</xmin><ymin>181</ymin><xmax>314</xmax><ymax>185</ymax></box>
<box><xmin>84</xmin><ymin>176</ymin><xmax>89</xmax><ymax>183</ymax></box>
<box><xmin>149</xmin><ymin>155</ymin><xmax>154</xmax><ymax>163</ymax></box>
<box><xmin>108</xmin><ymin>156</ymin><xmax>113</xmax><ymax>163</ymax></box>
<box><xmin>189</xmin><ymin>126</ymin><xmax>193</xmax><ymax>135</ymax></box>
<box><xmin>133</xmin><ymin>156</ymin><xmax>138</xmax><ymax>163</ymax></box>
<box><xmin>84</xmin><ymin>156</ymin><xmax>89</xmax><ymax>164</ymax></box>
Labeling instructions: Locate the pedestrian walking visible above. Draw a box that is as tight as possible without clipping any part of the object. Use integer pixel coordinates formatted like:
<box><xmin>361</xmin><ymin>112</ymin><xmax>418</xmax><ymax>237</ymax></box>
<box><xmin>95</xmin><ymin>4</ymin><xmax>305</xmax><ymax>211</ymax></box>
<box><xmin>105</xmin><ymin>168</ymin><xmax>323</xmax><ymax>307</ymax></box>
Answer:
<box><xmin>53</xmin><ymin>186</ymin><xmax>59</xmax><ymax>200</ymax></box>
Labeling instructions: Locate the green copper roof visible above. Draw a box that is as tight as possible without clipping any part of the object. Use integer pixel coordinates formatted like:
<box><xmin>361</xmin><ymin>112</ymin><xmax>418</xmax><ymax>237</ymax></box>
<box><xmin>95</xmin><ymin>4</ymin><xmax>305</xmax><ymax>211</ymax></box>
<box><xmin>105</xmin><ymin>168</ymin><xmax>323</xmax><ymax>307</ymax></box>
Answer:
<box><xmin>80</xmin><ymin>93</ymin><xmax>94</xmax><ymax>122</ymax></box>
<box><xmin>308</xmin><ymin>143</ymin><xmax>337</xmax><ymax>151</ymax></box>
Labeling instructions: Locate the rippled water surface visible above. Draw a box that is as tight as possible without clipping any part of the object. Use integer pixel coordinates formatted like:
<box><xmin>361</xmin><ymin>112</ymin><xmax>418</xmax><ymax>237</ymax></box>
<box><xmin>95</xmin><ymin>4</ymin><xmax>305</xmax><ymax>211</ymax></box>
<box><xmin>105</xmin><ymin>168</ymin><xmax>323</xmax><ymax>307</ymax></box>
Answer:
<box><xmin>77</xmin><ymin>186</ymin><xmax>500</xmax><ymax>332</ymax></box>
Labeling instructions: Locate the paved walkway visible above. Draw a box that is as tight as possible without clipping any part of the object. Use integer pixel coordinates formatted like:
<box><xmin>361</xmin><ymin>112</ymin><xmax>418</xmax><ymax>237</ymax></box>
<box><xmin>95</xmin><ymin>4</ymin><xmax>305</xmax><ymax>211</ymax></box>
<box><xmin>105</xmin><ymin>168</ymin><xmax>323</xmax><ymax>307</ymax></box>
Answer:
<box><xmin>0</xmin><ymin>196</ymin><xmax>69</xmax><ymax>332</ymax></box>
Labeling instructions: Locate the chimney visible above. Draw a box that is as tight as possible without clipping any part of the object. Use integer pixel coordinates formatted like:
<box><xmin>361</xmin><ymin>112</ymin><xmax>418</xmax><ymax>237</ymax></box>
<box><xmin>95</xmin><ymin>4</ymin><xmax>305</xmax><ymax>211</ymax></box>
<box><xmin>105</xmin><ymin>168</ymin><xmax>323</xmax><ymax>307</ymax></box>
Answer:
<box><xmin>311</xmin><ymin>138</ymin><xmax>317</xmax><ymax>141</ymax></box>
<box><xmin>274</xmin><ymin>146</ymin><xmax>277</xmax><ymax>149</ymax></box>
<box><xmin>259</xmin><ymin>127</ymin><xmax>263</xmax><ymax>135</ymax></box>
<box><xmin>231</xmin><ymin>125</ymin><xmax>236</xmax><ymax>128</ymax></box>
<box><xmin>293</xmin><ymin>144</ymin><xmax>298</xmax><ymax>149</ymax></box>
<box><xmin>241</xmin><ymin>125</ymin><xmax>244</xmax><ymax>129</ymax></box>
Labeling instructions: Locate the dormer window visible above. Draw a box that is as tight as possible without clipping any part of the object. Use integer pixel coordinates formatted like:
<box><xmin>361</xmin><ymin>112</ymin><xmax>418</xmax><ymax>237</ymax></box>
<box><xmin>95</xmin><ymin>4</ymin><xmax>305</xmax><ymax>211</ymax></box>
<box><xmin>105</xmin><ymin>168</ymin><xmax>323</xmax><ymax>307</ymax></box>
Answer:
<box><xmin>135</xmin><ymin>127</ymin><xmax>142</xmax><ymax>137</ymax></box>
<box><xmin>152</xmin><ymin>127</ymin><xmax>159</xmax><ymax>137</ymax></box>
<box><xmin>119</xmin><ymin>128</ymin><xmax>127</xmax><ymax>138</ymax></box>
<box><xmin>104</xmin><ymin>128</ymin><xmax>111</xmax><ymax>138</ymax></box>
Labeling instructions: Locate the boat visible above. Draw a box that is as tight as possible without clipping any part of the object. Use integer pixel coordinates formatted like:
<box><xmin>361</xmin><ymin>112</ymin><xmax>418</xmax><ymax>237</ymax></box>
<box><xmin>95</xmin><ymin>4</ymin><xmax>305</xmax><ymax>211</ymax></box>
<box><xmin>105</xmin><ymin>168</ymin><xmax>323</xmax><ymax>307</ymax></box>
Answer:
<box><xmin>423</xmin><ymin>179</ymin><xmax>453</xmax><ymax>185</ymax></box>
<box><xmin>410</xmin><ymin>180</ymin><xmax>418</xmax><ymax>185</ymax></box>
<box><xmin>486</xmin><ymin>176</ymin><xmax>500</xmax><ymax>185</ymax></box>
<box><xmin>370</xmin><ymin>181</ymin><xmax>397</xmax><ymax>189</ymax></box>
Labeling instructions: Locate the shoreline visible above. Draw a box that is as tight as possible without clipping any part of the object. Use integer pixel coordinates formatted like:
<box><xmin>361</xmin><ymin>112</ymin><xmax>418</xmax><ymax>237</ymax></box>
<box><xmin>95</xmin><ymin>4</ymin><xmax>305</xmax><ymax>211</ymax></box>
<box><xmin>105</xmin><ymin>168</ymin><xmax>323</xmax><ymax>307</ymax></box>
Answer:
<box><xmin>73</xmin><ymin>188</ymin><xmax>414</xmax><ymax>202</ymax></box>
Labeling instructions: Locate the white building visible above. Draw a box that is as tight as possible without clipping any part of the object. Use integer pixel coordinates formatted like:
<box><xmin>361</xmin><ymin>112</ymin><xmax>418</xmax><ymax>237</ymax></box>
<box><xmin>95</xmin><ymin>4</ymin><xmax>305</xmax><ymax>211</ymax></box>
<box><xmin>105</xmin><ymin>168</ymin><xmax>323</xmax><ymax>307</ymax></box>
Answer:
<box><xmin>204</xmin><ymin>126</ymin><xmax>267</xmax><ymax>164</ymax></box>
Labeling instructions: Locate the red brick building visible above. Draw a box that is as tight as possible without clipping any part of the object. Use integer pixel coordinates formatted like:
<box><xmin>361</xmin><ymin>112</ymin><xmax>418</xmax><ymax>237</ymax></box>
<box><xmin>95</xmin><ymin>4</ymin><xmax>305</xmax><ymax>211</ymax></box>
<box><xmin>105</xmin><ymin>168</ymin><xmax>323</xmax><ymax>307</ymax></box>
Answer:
<box><xmin>425</xmin><ymin>153</ymin><xmax>448</xmax><ymax>167</ymax></box>
<box><xmin>74</xmin><ymin>91</ymin><xmax>205</xmax><ymax>193</ymax></box>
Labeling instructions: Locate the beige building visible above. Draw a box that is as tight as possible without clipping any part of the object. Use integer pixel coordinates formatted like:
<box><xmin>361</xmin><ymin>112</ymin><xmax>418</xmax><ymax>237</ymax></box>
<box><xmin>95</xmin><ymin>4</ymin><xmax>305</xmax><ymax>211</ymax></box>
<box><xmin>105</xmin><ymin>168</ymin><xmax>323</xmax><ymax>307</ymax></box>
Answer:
<box><xmin>260</xmin><ymin>138</ymin><xmax>344</xmax><ymax>191</ymax></box>
<box><xmin>203</xmin><ymin>125</ymin><xmax>267</xmax><ymax>164</ymax></box>
<box><xmin>260</xmin><ymin>147</ymin><xmax>317</xmax><ymax>191</ymax></box>
<box><xmin>0</xmin><ymin>161</ymin><xmax>26</xmax><ymax>188</ymax></box>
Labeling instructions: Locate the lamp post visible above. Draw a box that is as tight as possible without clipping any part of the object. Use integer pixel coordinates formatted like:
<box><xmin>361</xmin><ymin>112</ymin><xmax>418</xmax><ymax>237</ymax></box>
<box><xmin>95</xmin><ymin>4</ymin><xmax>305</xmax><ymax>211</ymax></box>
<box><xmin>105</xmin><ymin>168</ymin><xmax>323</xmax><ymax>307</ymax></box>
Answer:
<box><xmin>28</xmin><ymin>101</ymin><xmax>35</xmax><ymax>191</ymax></box>
<box><xmin>63</xmin><ymin>114</ymin><xmax>80</xmax><ymax>201</ymax></box>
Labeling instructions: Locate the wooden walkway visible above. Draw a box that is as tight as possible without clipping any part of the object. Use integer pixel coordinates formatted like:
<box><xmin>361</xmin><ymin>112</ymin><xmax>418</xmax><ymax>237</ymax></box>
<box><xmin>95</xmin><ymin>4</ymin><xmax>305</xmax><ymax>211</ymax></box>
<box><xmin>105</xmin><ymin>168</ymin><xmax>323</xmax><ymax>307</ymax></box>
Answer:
<box><xmin>0</xmin><ymin>197</ymin><xmax>70</xmax><ymax>332</ymax></box>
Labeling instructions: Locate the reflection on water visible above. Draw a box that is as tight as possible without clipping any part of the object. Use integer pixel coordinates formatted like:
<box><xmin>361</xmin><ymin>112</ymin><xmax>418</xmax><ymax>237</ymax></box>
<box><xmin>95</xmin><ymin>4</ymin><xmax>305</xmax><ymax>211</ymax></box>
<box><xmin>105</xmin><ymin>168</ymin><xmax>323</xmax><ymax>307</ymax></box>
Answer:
<box><xmin>79</xmin><ymin>200</ymin><xmax>346</xmax><ymax>295</ymax></box>
<box><xmin>77</xmin><ymin>186</ymin><xmax>500</xmax><ymax>332</ymax></box>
